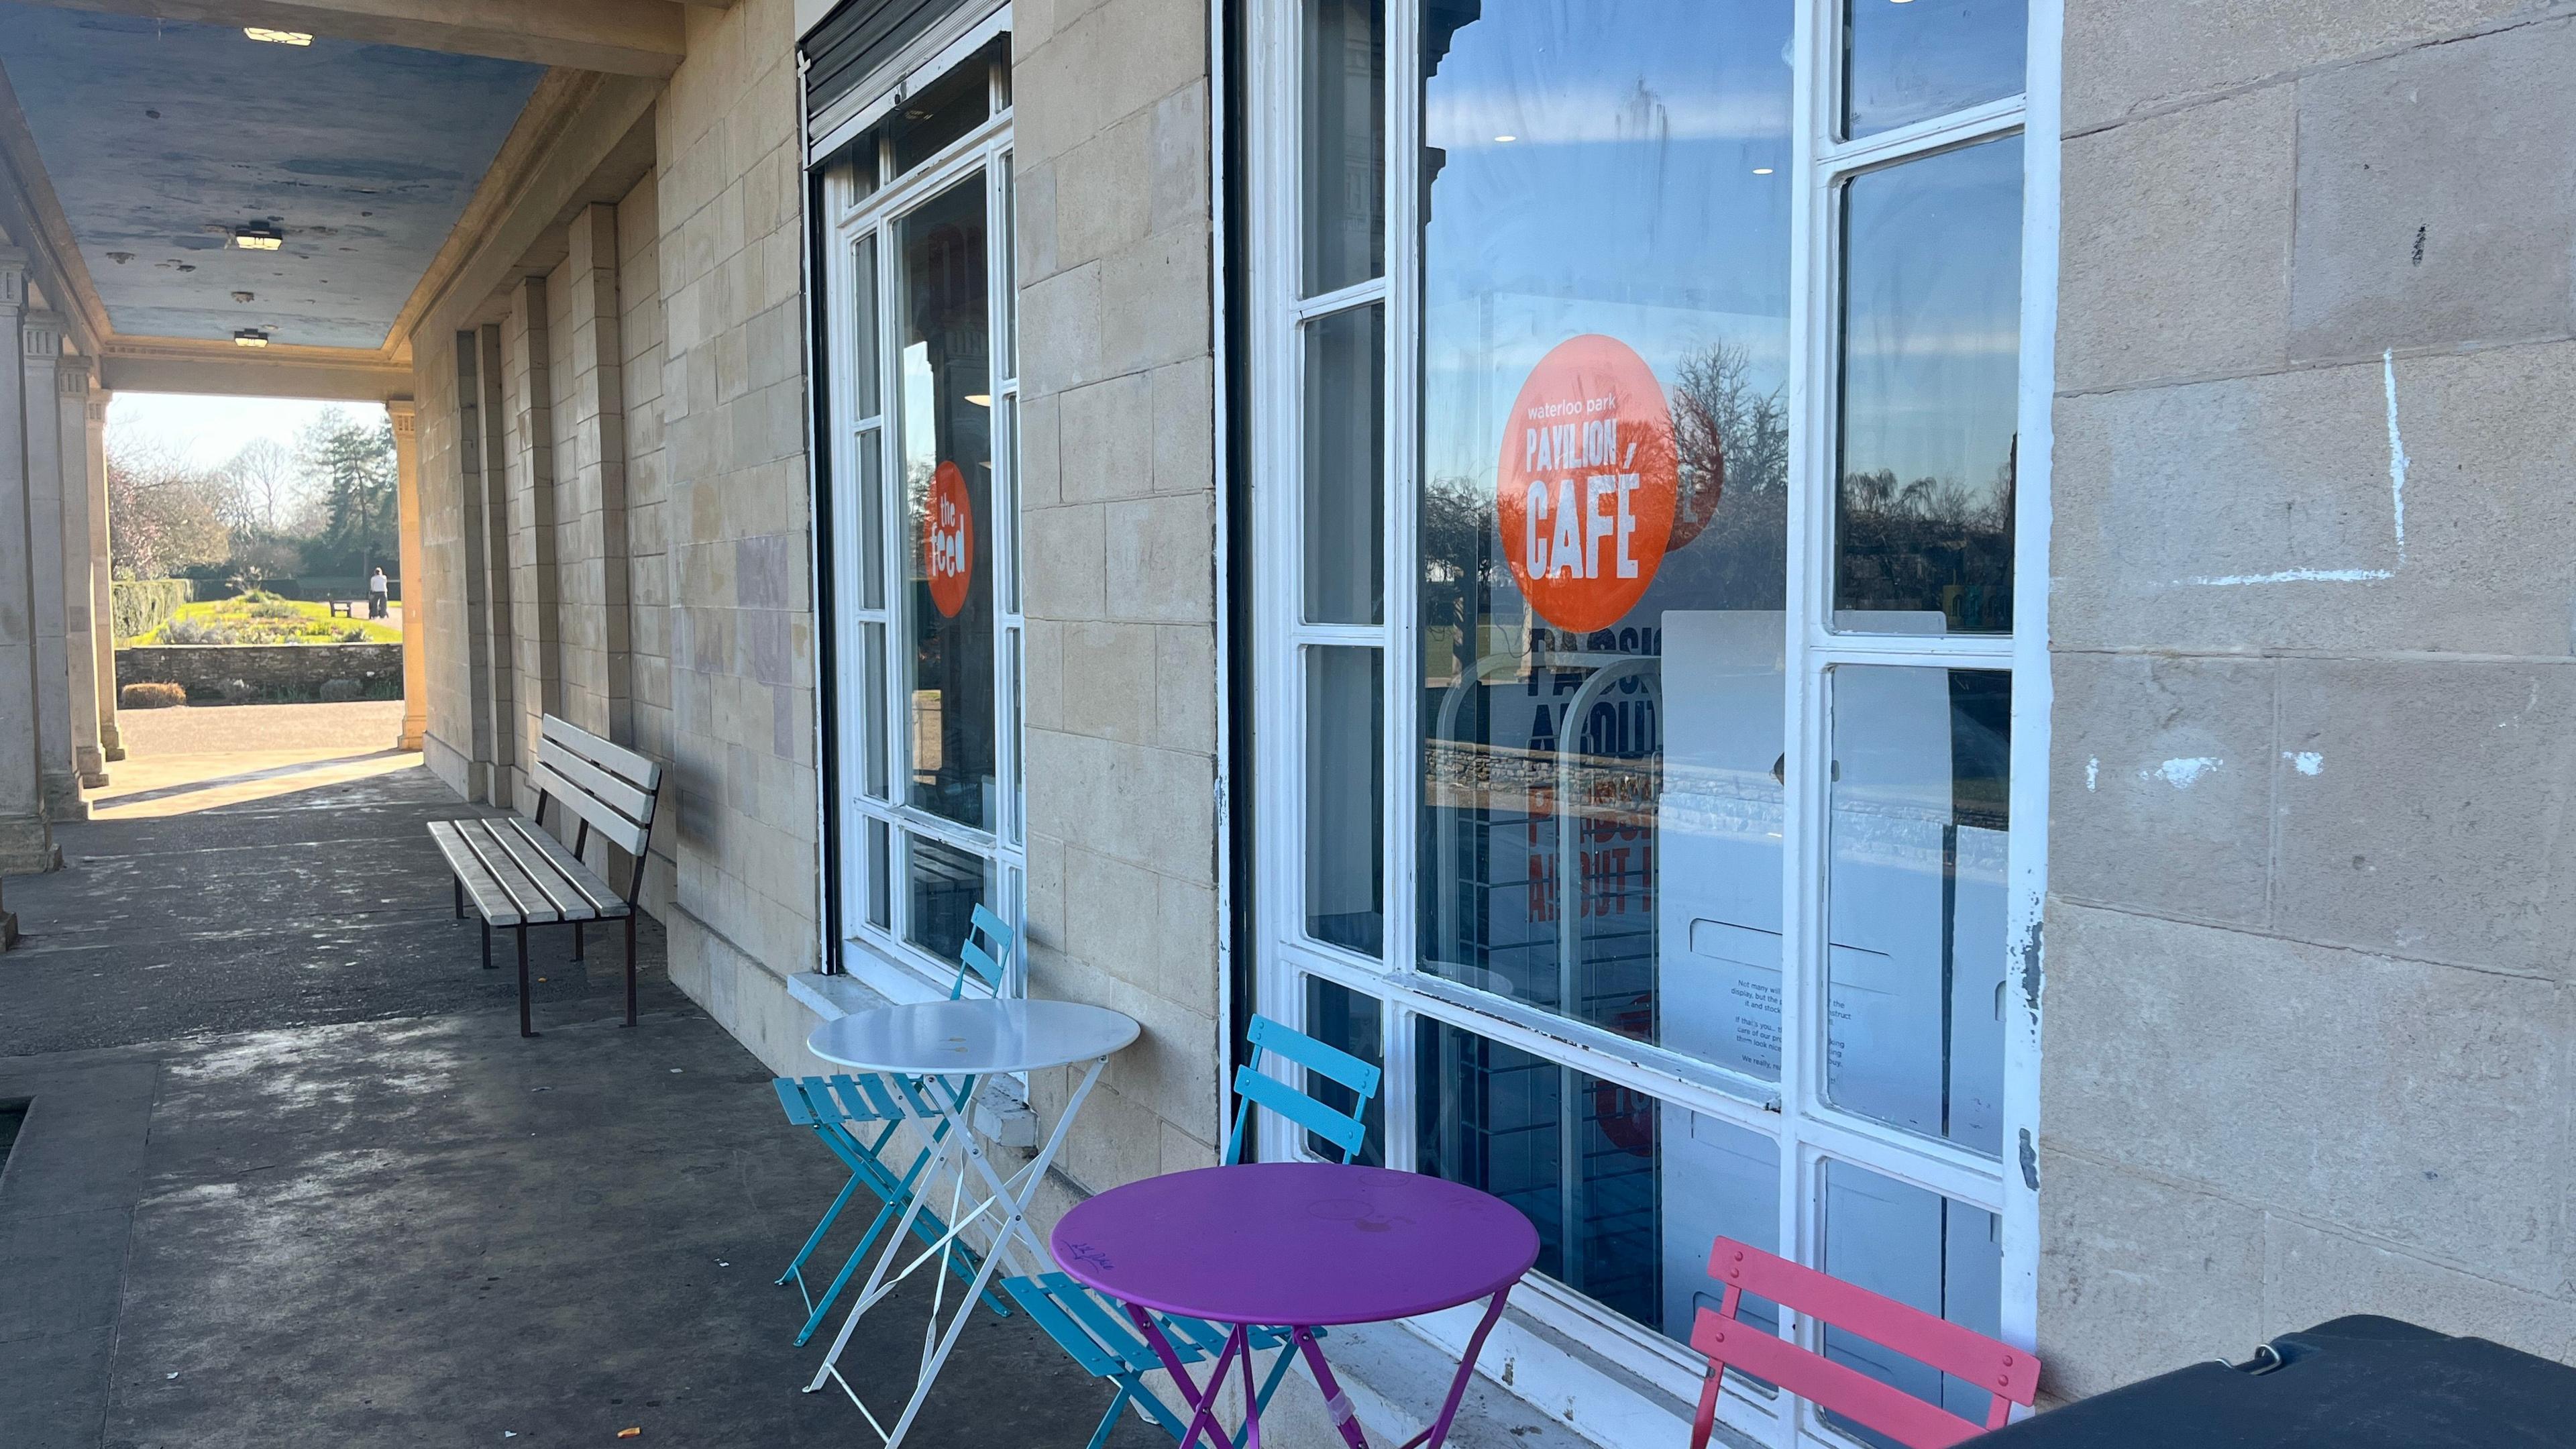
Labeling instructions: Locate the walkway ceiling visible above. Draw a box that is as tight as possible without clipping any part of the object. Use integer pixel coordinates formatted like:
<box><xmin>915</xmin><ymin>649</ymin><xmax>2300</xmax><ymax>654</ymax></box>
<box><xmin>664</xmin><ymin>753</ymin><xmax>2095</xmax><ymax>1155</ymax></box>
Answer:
<box><xmin>0</xmin><ymin>5</ymin><xmax>542</xmax><ymax>350</ymax></box>
<box><xmin>0</xmin><ymin>0</ymin><xmax>698</xmax><ymax>394</ymax></box>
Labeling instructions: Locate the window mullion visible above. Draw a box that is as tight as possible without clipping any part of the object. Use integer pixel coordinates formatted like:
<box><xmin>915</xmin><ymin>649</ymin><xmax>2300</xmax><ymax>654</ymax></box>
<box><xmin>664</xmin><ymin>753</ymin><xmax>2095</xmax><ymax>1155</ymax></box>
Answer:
<box><xmin>1779</xmin><ymin>1</ymin><xmax>1833</xmax><ymax>1436</ymax></box>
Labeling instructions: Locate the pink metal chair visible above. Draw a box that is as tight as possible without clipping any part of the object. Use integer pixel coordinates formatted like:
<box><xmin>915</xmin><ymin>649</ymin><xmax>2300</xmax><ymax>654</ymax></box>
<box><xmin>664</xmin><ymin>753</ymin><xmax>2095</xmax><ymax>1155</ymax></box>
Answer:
<box><xmin>1689</xmin><ymin>1237</ymin><xmax>2041</xmax><ymax>1449</ymax></box>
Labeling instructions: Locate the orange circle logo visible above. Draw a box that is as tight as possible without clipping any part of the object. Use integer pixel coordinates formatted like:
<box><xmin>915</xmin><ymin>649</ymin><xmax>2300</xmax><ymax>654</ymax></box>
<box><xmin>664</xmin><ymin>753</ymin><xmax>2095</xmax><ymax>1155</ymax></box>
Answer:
<box><xmin>1496</xmin><ymin>335</ymin><xmax>1680</xmax><ymax>634</ymax></box>
<box><xmin>925</xmin><ymin>460</ymin><xmax>973</xmax><ymax>618</ymax></box>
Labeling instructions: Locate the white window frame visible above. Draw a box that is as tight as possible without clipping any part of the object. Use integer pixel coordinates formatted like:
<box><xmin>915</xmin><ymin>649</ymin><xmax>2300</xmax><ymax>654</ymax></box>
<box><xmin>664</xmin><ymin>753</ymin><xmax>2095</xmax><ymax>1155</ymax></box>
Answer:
<box><xmin>1242</xmin><ymin>1</ymin><xmax>2059</xmax><ymax>1444</ymax></box>
<box><xmin>822</xmin><ymin>58</ymin><xmax>1028</xmax><ymax>1006</ymax></box>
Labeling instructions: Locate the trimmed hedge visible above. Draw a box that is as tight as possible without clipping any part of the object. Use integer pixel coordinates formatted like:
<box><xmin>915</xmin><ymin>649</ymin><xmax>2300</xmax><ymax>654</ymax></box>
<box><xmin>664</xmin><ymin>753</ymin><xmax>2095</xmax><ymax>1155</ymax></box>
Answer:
<box><xmin>111</xmin><ymin>579</ymin><xmax>195</xmax><ymax>641</ymax></box>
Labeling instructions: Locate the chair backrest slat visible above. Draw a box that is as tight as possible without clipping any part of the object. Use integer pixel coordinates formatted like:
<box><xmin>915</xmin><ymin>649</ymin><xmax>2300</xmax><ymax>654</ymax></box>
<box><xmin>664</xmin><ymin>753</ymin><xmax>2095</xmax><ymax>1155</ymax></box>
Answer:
<box><xmin>955</xmin><ymin>904</ymin><xmax>1013</xmax><ymax>998</ymax></box>
<box><xmin>1695</xmin><ymin>1237</ymin><xmax>2040</xmax><ymax>1449</ymax></box>
<box><xmin>1222</xmin><ymin>1014</ymin><xmax>1379</xmax><ymax>1165</ymax></box>
<box><xmin>1247</xmin><ymin>1014</ymin><xmax>1382</xmax><ymax>1097</ymax></box>
<box><xmin>1690</xmin><ymin>1310</ymin><xmax>1992</xmax><ymax>1449</ymax></box>
<box><xmin>1232</xmin><ymin>1064</ymin><xmax>1368</xmax><ymax>1160</ymax></box>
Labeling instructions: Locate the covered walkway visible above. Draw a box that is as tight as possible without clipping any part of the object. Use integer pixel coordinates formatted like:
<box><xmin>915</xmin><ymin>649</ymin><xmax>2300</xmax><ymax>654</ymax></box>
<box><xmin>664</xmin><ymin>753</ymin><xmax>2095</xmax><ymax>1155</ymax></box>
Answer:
<box><xmin>0</xmin><ymin>719</ymin><xmax>1130</xmax><ymax>1447</ymax></box>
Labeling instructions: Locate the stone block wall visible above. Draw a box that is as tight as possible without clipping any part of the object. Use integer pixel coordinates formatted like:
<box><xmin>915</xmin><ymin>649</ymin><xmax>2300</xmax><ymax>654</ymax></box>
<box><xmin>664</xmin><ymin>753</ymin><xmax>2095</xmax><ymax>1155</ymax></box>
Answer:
<box><xmin>1015</xmin><ymin>0</ymin><xmax>1226</xmax><ymax>1194</ymax></box>
<box><xmin>649</xmin><ymin>0</ymin><xmax>827</xmax><ymax>1039</ymax></box>
<box><xmin>2042</xmin><ymin>1</ymin><xmax>2576</xmax><ymax>1396</ymax></box>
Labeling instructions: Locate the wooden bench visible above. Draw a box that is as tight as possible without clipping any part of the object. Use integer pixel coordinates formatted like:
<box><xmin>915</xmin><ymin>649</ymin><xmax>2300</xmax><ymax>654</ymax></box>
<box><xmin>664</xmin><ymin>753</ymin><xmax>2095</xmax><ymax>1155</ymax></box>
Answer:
<box><xmin>325</xmin><ymin>596</ymin><xmax>356</xmax><ymax>619</ymax></box>
<box><xmin>430</xmin><ymin>716</ymin><xmax>663</xmax><ymax>1037</ymax></box>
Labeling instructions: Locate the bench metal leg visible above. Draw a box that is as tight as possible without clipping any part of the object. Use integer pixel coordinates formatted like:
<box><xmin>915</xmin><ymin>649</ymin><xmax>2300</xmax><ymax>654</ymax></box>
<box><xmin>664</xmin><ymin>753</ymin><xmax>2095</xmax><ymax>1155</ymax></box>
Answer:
<box><xmin>481</xmin><ymin>920</ymin><xmax>492</xmax><ymax>970</ymax></box>
<box><xmin>516</xmin><ymin>924</ymin><xmax>535</xmax><ymax>1038</ymax></box>
<box><xmin>623</xmin><ymin>912</ymin><xmax>637</xmax><ymax>1027</ymax></box>
<box><xmin>572</xmin><ymin>920</ymin><xmax>585</xmax><ymax>961</ymax></box>
<box><xmin>453</xmin><ymin>877</ymin><xmax>463</xmax><ymax>919</ymax></box>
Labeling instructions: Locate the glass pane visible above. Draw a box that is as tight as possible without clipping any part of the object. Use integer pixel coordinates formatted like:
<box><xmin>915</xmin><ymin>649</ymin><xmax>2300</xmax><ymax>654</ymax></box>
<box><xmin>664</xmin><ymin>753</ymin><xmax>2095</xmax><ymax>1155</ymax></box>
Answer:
<box><xmin>900</xmin><ymin>172</ymin><xmax>998</xmax><ymax>830</ymax></box>
<box><xmin>847</xmin><ymin>133</ymin><xmax>881</xmax><ymax>202</ymax></box>
<box><xmin>1008</xmin><ymin>627</ymin><xmax>1024</xmax><ymax>847</ymax></box>
<box><xmin>1000</xmin><ymin>393</ymin><xmax>1021</xmax><ymax>615</ymax></box>
<box><xmin>1415</xmin><ymin>1018</ymin><xmax>1780</xmax><ymax>1351</ymax></box>
<box><xmin>906</xmin><ymin>832</ymin><xmax>996</xmax><ymax>963</ymax></box>
<box><xmin>1301</xmin><ymin>977</ymin><xmax>1385</xmax><ymax>1166</ymax></box>
<box><xmin>857</xmin><ymin>428</ymin><xmax>886</xmax><ymax>609</ymax></box>
<box><xmin>1825</xmin><ymin>667</ymin><xmax>2008</xmax><ymax>1157</ymax></box>
<box><xmin>1305</xmin><ymin>304</ymin><xmax>1385</xmax><ymax>625</ymax></box>
<box><xmin>1819</xmin><ymin>1159</ymin><xmax>2003</xmax><ymax>1445</ymax></box>
<box><xmin>862</xmin><ymin>622</ymin><xmax>890</xmax><ymax>798</ymax></box>
<box><xmin>1306</xmin><ymin>646</ymin><xmax>1384</xmax><ymax>956</ymax></box>
<box><xmin>867</xmin><ymin>817</ymin><xmax>892</xmax><ymax>928</ymax></box>
<box><xmin>998</xmin><ymin>154</ymin><xmax>1018</xmax><ymax>380</ymax></box>
<box><xmin>1302</xmin><ymin>0</ymin><xmax>1385</xmax><ymax>295</ymax></box>
<box><xmin>1835</xmin><ymin>138</ymin><xmax>2021</xmax><ymax>635</ymax></box>
<box><xmin>851</xmin><ymin>235</ymin><xmax>881</xmax><ymax>412</ymax></box>
<box><xmin>1845</xmin><ymin>0</ymin><xmax>2027</xmax><ymax>140</ymax></box>
<box><xmin>1416</xmin><ymin>0</ymin><xmax>1794</xmax><ymax>1062</ymax></box>
<box><xmin>894</xmin><ymin>55</ymin><xmax>991</xmax><ymax>173</ymax></box>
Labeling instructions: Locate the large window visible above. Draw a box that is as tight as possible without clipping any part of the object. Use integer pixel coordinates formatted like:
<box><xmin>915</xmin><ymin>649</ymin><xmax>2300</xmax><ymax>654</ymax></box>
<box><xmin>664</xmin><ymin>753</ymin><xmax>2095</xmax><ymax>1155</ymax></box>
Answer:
<box><xmin>1248</xmin><ymin>3</ymin><xmax>2048</xmax><ymax>1444</ymax></box>
<box><xmin>824</xmin><ymin>46</ymin><xmax>1024</xmax><ymax>997</ymax></box>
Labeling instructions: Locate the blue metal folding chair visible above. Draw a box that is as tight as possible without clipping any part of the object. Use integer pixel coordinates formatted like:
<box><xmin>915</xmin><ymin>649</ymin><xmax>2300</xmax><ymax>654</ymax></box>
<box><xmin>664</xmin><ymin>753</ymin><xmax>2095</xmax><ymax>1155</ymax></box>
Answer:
<box><xmin>773</xmin><ymin>904</ymin><xmax>1017</xmax><ymax>1344</ymax></box>
<box><xmin>1004</xmin><ymin>1013</ymin><xmax>1385</xmax><ymax>1449</ymax></box>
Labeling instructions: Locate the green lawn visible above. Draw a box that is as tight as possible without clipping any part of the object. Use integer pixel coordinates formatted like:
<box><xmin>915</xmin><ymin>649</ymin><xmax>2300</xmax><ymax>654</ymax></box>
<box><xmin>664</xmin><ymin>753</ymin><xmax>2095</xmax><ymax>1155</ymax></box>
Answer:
<box><xmin>133</xmin><ymin>592</ymin><xmax>401</xmax><ymax>646</ymax></box>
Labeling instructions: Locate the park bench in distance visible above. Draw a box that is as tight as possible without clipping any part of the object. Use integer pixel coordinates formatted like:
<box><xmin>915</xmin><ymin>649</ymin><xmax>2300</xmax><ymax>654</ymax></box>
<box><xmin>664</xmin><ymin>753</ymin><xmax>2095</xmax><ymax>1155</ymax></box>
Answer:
<box><xmin>429</xmin><ymin>715</ymin><xmax>662</xmax><ymax>1036</ymax></box>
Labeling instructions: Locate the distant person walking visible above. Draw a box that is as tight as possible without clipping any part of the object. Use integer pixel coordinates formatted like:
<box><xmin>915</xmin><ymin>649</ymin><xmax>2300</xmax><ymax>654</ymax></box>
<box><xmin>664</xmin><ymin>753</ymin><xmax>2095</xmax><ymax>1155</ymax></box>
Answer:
<box><xmin>368</xmin><ymin>567</ymin><xmax>390</xmax><ymax>620</ymax></box>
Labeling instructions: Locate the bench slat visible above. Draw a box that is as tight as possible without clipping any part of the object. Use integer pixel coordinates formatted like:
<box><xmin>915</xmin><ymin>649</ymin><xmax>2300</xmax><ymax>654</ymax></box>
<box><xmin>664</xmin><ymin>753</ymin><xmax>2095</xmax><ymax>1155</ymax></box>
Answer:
<box><xmin>430</xmin><ymin>821</ymin><xmax>524</xmax><ymax>925</ymax></box>
<box><xmin>536</xmin><ymin>735</ymin><xmax>655</xmax><ymax>828</ymax></box>
<box><xmin>541</xmin><ymin>714</ymin><xmax>660</xmax><ymax>792</ymax></box>
<box><xmin>501</xmin><ymin>817</ymin><xmax>625</xmax><ymax>918</ymax></box>
<box><xmin>477</xmin><ymin>818</ymin><xmax>593</xmax><ymax>924</ymax></box>
<box><xmin>434</xmin><ymin>819</ymin><xmax>555</xmax><ymax>925</ymax></box>
<box><xmin>531</xmin><ymin>759</ymin><xmax>652</xmax><ymax>858</ymax></box>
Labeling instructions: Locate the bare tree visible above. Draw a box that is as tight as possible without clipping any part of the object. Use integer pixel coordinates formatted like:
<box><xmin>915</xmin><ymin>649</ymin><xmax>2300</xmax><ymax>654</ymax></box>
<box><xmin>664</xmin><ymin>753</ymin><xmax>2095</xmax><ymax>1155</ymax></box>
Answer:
<box><xmin>105</xmin><ymin>439</ymin><xmax>231</xmax><ymax>579</ymax></box>
<box><xmin>225</xmin><ymin>437</ymin><xmax>299</xmax><ymax>533</ymax></box>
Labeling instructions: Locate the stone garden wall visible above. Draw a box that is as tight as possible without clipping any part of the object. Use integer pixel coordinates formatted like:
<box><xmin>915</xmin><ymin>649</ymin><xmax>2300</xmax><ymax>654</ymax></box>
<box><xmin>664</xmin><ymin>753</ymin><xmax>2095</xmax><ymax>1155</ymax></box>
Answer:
<box><xmin>115</xmin><ymin>643</ymin><xmax>403</xmax><ymax>702</ymax></box>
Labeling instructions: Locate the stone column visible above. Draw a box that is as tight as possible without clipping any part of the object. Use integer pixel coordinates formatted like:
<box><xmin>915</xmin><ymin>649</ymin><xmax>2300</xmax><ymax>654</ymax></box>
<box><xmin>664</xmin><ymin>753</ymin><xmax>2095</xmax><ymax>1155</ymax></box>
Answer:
<box><xmin>87</xmin><ymin>385</ymin><xmax>117</xmax><ymax>761</ymax></box>
<box><xmin>0</xmin><ymin>250</ymin><xmax>57</xmax><ymax>877</ymax></box>
<box><xmin>390</xmin><ymin>396</ymin><xmax>425</xmax><ymax>751</ymax></box>
<box><xmin>59</xmin><ymin>355</ymin><xmax>103</xmax><ymax>787</ymax></box>
<box><xmin>19</xmin><ymin>309</ymin><xmax>79</xmax><ymax>822</ymax></box>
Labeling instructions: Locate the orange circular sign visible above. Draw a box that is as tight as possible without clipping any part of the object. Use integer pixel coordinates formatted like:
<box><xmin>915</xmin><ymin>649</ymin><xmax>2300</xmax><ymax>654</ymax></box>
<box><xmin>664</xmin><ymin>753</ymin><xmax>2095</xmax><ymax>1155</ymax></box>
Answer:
<box><xmin>1496</xmin><ymin>335</ymin><xmax>1680</xmax><ymax>634</ymax></box>
<box><xmin>925</xmin><ymin>460</ymin><xmax>973</xmax><ymax>618</ymax></box>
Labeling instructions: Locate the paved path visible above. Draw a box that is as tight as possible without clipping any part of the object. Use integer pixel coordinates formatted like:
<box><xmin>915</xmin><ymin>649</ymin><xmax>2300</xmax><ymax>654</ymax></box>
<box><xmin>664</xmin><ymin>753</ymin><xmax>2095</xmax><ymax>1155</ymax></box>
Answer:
<box><xmin>0</xmin><ymin>742</ymin><xmax>1142</xmax><ymax>1448</ymax></box>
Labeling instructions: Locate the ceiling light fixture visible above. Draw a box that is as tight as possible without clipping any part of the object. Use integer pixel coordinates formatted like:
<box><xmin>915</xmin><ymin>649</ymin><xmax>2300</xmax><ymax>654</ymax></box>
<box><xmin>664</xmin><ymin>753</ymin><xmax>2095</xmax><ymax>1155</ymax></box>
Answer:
<box><xmin>1493</xmin><ymin>134</ymin><xmax>1517</xmax><ymax>142</ymax></box>
<box><xmin>1753</xmin><ymin>167</ymin><xmax>1775</xmax><ymax>175</ymax></box>
<box><xmin>965</xmin><ymin>394</ymin><xmax>991</xmax><ymax>407</ymax></box>
<box><xmin>233</xmin><ymin>223</ymin><xmax>284</xmax><ymax>251</ymax></box>
<box><xmin>233</xmin><ymin>329</ymin><xmax>272</xmax><ymax>348</ymax></box>
<box><xmin>244</xmin><ymin>27</ymin><xmax>313</xmax><ymax>44</ymax></box>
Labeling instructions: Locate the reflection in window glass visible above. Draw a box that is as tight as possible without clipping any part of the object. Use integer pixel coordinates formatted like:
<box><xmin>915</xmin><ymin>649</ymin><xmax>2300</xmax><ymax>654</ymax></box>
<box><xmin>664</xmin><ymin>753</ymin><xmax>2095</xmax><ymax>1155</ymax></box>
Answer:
<box><xmin>900</xmin><ymin>174</ymin><xmax>998</xmax><ymax>830</ymax></box>
<box><xmin>1301</xmin><ymin>977</ymin><xmax>1386</xmax><ymax>1165</ymax></box>
<box><xmin>998</xmin><ymin>155</ymin><xmax>1018</xmax><ymax>381</ymax></box>
<box><xmin>894</xmin><ymin>47</ymin><xmax>994</xmax><ymax>173</ymax></box>
<box><xmin>1826</xmin><ymin>667</ymin><xmax>2008</xmax><ymax>1157</ymax></box>
<box><xmin>867</xmin><ymin>818</ymin><xmax>892</xmax><ymax>928</ymax></box>
<box><xmin>1306</xmin><ymin>304</ymin><xmax>1385</xmax><ymax>624</ymax></box>
<box><xmin>857</xmin><ymin>432</ymin><xmax>887</xmax><ymax>609</ymax></box>
<box><xmin>862</xmin><ymin>622</ymin><xmax>890</xmax><ymax>798</ymax></box>
<box><xmin>1844</xmin><ymin>0</ymin><xmax>2027</xmax><ymax>140</ymax></box>
<box><xmin>1819</xmin><ymin>1159</ymin><xmax>2004</xmax><ymax>1446</ymax></box>
<box><xmin>1416</xmin><ymin>0</ymin><xmax>1794</xmax><ymax>1059</ymax></box>
<box><xmin>851</xmin><ymin>235</ymin><xmax>882</xmax><ymax>414</ymax></box>
<box><xmin>1835</xmin><ymin>138</ymin><xmax>2021</xmax><ymax>634</ymax></box>
<box><xmin>1415</xmin><ymin>1019</ymin><xmax>1780</xmax><ymax>1350</ymax></box>
<box><xmin>1303</xmin><ymin>0</ymin><xmax>1385</xmax><ymax>295</ymax></box>
<box><xmin>1307</xmin><ymin>647</ymin><xmax>1384</xmax><ymax>956</ymax></box>
<box><xmin>906</xmin><ymin>833</ymin><xmax>995</xmax><ymax>965</ymax></box>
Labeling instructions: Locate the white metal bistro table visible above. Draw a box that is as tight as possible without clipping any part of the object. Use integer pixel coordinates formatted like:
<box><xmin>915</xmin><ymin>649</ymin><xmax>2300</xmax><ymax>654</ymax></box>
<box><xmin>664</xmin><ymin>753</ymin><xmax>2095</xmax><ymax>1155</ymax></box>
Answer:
<box><xmin>802</xmin><ymin>996</ymin><xmax>1140</xmax><ymax>1446</ymax></box>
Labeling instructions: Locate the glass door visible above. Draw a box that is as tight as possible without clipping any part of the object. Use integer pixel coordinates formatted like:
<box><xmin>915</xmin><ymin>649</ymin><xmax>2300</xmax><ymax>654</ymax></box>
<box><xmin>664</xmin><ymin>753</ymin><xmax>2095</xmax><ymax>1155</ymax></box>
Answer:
<box><xmin>823</xmin><ymin>46</ymin><xmax>1025</xmax><ymax>998</ymax></box>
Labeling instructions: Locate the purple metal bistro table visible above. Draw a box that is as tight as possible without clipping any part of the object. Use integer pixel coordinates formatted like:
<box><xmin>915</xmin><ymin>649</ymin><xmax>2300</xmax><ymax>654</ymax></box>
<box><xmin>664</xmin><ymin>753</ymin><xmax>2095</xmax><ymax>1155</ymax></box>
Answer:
<box><xmin>1052</xmin><ymin>1161</ymin><xmax>1540</xmax><ymax>1449</ymax></box>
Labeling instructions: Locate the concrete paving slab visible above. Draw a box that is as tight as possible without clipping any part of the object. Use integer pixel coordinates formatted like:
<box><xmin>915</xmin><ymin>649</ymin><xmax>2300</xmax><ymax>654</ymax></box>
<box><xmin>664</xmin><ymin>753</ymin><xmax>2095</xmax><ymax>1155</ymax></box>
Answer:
<box><xmin>0</xmin><ymin>738</ymin><xmax>1157</xmax><ymax>1448</ymax></box>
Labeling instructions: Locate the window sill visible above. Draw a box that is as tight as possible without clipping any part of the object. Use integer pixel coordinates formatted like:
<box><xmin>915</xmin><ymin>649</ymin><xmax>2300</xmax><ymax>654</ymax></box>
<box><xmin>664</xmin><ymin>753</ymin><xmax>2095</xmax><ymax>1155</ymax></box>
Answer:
<box><xmin>787</xmin><ymin>967</ymin><xmax>1037</xmax><ymax>1148</ymax></box>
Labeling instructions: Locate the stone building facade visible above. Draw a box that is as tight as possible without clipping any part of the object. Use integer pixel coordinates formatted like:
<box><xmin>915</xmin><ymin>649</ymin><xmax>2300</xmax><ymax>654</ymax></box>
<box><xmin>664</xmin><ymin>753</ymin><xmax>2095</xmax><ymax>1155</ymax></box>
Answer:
<box><xmin>1</xmin><ymin>0</ymin><xmax>2573</xmax><ymax>1443</ymax></box>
